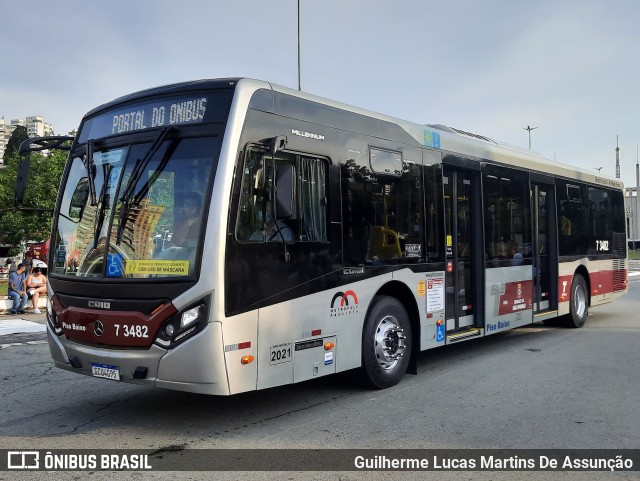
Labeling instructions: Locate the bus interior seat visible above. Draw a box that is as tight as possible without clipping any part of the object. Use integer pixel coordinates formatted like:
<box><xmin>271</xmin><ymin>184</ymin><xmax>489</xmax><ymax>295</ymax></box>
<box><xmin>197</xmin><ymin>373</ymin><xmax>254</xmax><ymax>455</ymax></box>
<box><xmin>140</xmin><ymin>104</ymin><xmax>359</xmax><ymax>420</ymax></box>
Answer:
<box><xmin>368</xmin><ymin>225</ymin><xmax>402</xmax><ymax>261</ymax></box>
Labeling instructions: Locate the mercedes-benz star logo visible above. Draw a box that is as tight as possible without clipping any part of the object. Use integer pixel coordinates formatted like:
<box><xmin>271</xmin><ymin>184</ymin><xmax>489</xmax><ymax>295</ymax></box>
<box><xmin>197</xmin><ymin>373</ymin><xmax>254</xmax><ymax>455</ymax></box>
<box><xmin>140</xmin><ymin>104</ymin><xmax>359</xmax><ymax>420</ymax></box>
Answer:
<box><xmin>94</xmin><ymin>320</ymin><xmax>105</xmax><ymax>336</ymax></box>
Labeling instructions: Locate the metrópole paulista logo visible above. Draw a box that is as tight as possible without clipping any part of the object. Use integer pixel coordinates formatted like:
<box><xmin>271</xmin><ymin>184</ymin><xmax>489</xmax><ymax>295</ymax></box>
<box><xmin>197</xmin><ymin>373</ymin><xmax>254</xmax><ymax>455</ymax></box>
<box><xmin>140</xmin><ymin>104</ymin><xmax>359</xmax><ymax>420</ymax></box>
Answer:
<box><xmin>330</xmin><ymin>290</ymin><xmax>359</xmax><ymax>317</ymax></box>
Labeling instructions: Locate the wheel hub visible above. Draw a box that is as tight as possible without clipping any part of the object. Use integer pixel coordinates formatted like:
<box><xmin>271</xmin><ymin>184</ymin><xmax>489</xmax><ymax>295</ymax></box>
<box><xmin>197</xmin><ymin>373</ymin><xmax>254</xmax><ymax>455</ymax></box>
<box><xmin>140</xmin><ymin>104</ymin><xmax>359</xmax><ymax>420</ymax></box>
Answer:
<box><xmin>374</xmin><ymin>315</ymin><xmax>407</xmax><ymax>370</ymax></box>
<box><xmin>574</xmin><ymin>283</ymin><xmax>586</xmax><ymax>318</ymax></box>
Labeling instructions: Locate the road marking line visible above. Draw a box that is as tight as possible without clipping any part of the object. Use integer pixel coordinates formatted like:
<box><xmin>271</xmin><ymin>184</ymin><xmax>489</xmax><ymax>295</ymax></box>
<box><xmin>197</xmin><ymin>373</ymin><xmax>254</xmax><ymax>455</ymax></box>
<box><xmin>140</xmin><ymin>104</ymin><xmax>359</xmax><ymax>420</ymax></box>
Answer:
<box><xmin>0</xmin><ymin>340</ymin><xmax>47</xmax><ymax>350</ymax></box>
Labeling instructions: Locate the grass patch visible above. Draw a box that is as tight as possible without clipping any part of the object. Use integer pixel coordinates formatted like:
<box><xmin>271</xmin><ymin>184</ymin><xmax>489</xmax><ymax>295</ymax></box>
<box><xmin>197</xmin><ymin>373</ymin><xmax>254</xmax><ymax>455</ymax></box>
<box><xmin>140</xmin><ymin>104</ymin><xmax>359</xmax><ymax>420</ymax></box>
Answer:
<box><xmin>629</xmin><ymin>250</ymin><xmax>640</xmax><ymax>260</ymax></box>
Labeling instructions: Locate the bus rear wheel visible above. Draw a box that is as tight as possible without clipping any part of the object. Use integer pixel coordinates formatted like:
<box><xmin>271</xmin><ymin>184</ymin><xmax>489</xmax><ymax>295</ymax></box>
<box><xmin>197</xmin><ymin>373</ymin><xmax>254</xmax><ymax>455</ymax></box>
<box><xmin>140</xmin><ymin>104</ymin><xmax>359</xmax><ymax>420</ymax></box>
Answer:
<box><xmin>564</xmin><ymin>273</ymin><xmax>588</xmax><ymax>328</ymax></box>
<box><xmin>361</xmin><ymin>296</ymin><xmax>412</xmax><ymax>389</ymax></box>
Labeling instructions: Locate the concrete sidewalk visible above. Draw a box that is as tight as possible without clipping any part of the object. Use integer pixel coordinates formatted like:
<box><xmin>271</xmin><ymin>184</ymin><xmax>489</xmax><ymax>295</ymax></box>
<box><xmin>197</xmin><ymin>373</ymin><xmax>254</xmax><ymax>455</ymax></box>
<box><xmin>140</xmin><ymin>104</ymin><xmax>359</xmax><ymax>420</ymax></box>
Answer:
<box><xmin>0</xmin><ymin>310</ymin><xmax>47</xmax><ymax>348</ymax></box>
<box><xmin>0</xmin><ymin>313</ymin><xmax>47</xmax><ymax>349</ymax></box>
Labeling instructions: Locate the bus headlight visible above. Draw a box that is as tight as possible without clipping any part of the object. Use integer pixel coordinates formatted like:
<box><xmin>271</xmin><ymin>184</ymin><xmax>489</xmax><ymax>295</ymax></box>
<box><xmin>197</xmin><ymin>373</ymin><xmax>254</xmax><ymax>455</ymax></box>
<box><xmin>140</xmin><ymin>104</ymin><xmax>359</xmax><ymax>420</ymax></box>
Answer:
<box><xmin>155</xmin><ymin>296</ymin><xmax>210</xmax><ymax>349</ymax></box>
<box><xmin>181</xmin><ymin>305</ymin><xmax>202</xmax><ymax>328</ymax></box>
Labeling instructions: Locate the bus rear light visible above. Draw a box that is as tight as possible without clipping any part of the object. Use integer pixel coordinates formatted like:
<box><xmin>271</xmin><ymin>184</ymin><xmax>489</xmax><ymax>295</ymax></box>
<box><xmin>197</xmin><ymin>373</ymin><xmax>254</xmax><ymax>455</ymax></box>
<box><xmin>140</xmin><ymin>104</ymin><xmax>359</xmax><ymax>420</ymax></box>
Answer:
<box><xmin>241</xmin><ymin>355</ymin><xmax>254</xmax><ymax>365</ymax></box>
<box><xmin>324</xmin><ymin>342</ymin><xmax>334</xmax><ymax>351</ymax></box>
<box><xmin>311</xmin><ymin>329</ymin><xmax>321</xmax><ymax>336</ymax></box>
<box><xmin>436</xmin><ymin>319</ymin><xmax>444</xmax><ymax>326</ymax></box>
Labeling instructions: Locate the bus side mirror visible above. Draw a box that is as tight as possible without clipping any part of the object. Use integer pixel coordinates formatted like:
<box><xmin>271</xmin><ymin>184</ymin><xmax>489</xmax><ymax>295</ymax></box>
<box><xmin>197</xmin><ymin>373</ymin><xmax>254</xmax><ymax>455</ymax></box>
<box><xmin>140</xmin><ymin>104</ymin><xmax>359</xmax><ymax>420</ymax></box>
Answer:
<box><xmin>15</xmin><ymin>136</ymin><xmax>73</xmax><ymax>211</ymax></box>
<box><xmin>69</xmin><ymin>177</ymin><xmax>90</xmax><ymax>220</ymax></box>
<box><xmin>15</xmin><ymin>153</ymin><xmax>31</xmax><ymax>206</ymax></box>
<box><xmin>269</xmin><ymin>136</ymin><xmax>287</xmax><ymax>155</ymax></box>
<box><xmin>275</xmin><ymin>164</ymin><xmax>295</xmax><ymax>219</ymax></box>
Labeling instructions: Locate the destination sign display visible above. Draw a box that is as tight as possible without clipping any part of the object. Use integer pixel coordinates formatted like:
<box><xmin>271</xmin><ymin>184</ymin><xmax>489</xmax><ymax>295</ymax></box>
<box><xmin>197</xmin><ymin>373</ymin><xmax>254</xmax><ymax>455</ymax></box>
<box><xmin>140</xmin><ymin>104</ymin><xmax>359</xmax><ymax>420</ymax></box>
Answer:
<box><xmin>78</xmin><ymin>91</ymin><xmax>231</xmax><ymax>142</ymax></box>
<box><xmin>111</xmin><ymin>97</ymin><xmax>207</xmax><ymax>134</ymax></box>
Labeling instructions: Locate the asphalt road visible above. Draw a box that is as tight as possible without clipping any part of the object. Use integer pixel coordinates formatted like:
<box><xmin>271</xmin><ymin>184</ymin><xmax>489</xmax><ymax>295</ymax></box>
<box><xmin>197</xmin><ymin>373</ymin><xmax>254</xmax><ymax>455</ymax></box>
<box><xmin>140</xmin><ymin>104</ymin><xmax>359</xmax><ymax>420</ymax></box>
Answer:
<box><xmin>1</xmin><ymin>274</ymin><xmax>639</xmax><ymax>481</ymax></box>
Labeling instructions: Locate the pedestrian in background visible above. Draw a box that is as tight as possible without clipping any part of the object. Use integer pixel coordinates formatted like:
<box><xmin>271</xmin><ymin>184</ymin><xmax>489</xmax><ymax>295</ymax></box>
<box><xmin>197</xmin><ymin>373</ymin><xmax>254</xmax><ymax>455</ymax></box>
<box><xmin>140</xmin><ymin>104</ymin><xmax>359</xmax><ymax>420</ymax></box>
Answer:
<box><xmin>8</xmin><ymin>263</ymin><xmax>28</xmax><ymax>315</ymax></box>
<box><xmin>26</xmin><ymin>267</ymin><xmax>47</xmax><ymax>314</ymax></box>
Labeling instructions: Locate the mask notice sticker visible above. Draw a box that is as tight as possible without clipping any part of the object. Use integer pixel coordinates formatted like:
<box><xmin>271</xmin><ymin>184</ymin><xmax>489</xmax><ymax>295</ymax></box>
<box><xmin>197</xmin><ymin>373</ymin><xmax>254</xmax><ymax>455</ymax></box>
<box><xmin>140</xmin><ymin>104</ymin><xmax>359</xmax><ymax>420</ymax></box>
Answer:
<box><xmin>124</xmin><ymin>260</ymin><xmax>189</xmax><ymax>276</ymax></box>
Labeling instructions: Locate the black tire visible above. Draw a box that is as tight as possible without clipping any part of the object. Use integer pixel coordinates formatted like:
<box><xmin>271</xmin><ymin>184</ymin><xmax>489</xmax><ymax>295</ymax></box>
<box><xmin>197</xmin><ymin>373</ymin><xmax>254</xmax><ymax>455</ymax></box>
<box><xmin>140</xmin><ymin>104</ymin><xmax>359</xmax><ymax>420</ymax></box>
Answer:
<box><xmin>564</xmin><ymin>273</ymin><xmax>589</xmax><ymax>328</ymax></box>
<box><xmin>361</xmin><ymin>296</ymin><xmax>412</xmax><ymax>389</ymax></box>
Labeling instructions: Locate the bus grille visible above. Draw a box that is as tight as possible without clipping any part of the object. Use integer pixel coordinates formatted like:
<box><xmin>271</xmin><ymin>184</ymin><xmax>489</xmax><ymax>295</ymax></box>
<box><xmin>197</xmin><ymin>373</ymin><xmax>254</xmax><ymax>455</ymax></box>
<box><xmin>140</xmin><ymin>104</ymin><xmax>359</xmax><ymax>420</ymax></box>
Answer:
<box><xmin>612</xmin><ymin>259</ymin><xmax>626</xmax><ymax>292</ymax></box>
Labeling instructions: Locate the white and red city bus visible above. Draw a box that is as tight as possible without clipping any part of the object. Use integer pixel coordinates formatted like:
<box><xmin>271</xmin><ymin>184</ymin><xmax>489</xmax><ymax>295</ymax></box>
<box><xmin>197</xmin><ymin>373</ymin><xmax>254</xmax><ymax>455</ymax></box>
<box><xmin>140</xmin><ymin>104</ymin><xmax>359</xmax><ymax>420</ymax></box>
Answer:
<box><xmin>17</xmin><ymin>78</ymin><xmax>627</xmax><ymax>394</ymax></box>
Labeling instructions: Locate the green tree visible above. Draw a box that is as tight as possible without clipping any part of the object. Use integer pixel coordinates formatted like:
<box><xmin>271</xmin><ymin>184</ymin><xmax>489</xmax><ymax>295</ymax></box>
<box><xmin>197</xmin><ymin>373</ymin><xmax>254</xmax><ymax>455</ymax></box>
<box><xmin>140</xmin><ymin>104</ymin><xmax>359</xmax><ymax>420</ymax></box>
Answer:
<box><xmin>3</xmin><ymin>125</ymin><xmax>29</xmax><ymax>163</ymax></box>
<box><xmin>0</xmin><ymin>148</ymin><xmax>67</xmax><ymax>249</ymax></box>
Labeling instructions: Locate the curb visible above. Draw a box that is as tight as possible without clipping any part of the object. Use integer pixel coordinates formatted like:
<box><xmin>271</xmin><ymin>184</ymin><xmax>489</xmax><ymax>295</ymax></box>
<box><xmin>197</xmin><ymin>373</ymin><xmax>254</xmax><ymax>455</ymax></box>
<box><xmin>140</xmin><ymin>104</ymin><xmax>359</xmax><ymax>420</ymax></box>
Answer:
<box><xmin>1</xmin><ymin>296</ymin><xmax>47</xmax><ymax>315</ymax></box>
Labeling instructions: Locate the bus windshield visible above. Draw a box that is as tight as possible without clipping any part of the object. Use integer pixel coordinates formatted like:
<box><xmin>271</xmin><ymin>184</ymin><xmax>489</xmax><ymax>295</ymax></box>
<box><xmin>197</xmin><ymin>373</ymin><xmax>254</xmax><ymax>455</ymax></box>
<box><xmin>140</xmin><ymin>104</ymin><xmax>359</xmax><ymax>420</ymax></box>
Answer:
<box><xmin>52</xmin><ymin>132</ymin><xmax>218</xmax><ymax>279</ymax></box>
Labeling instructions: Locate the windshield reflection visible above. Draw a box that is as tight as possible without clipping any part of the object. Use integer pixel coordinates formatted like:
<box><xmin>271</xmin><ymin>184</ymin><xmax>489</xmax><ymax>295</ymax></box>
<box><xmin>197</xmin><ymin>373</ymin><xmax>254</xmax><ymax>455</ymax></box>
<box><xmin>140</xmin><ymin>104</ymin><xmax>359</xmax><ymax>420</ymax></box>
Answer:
<box><xmin>52</xmin><ymin>135</ymin><xmax>217</xmax><ymax>279</ymax></box>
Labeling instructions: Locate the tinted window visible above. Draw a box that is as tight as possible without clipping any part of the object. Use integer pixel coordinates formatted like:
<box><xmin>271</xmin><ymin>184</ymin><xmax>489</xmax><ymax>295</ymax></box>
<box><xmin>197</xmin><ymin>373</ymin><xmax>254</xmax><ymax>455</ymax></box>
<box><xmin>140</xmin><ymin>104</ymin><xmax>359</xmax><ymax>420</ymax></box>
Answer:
<box><xmin>236</xmin><ymin>147</ymin><xmax>328</xmax><ymax>243</ymax></box>
<box><xmin>483</xmin><ymin>166</ymin><xmax>531</xmax><ymax>266</ymax></box>
<box><xmin>587</xmin><ymin>187</ymin><xmax>611</xmax><ymax>254</ymax></box>
<box><xmin>557</xmin><ymin>180</ymin><xmax>588</xmax><ymax>255</ymax></box>
<box><xmin>370</xmin><ymin>147</ymin><xmax>402</xmax><ymax>177</ymax></box>
<box><xmin>342</xmin><ymin>153</ymin><xmax>425</xmax><ymax>265</ymax></box>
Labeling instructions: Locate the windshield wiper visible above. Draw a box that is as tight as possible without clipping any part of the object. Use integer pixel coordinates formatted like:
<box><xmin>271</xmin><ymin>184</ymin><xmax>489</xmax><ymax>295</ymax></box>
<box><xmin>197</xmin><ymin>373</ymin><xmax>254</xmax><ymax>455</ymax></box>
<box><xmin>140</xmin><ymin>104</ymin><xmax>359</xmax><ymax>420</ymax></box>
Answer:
<box><xmin>86</xmin><ymin>140</ymin><xmax>97</xmax><ymax>206</ymax></box>
<box><xmin>119</xmin><ymin>127</ymin><xmax>173</xmax><ymax>205</ymax></box>
<box><xmin>132</xmin><ymin>138</ymin><xmax>179</xmax><ymax>205</ymax></box>
<box><xmin>115</xmin><ymin>127</ymin><xmax>173</xmax><ymax>245</ymax></box>
<box><xmin>92</xmin><ymin>163</ymin><xmax>112</xmax><ymax>249</ymax></box>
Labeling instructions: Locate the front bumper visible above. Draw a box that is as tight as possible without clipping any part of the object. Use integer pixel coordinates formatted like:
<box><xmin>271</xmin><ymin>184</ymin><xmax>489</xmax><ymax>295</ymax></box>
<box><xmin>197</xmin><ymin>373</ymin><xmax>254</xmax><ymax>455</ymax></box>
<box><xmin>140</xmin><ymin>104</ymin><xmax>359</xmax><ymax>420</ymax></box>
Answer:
<box><xmin>47</xmin><ymin>321</ymin><xmax>229</xmax><ymax>395</ymax></box>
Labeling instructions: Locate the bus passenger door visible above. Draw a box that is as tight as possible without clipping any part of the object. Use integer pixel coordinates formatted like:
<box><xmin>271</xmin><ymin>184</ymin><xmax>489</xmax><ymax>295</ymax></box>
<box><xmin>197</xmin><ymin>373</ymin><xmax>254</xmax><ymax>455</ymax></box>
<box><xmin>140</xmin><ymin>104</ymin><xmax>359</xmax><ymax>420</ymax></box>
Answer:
<box><xmin>443</xmin><ymin>166</ymin><xmax>482</xmax><ymax>333</ymax></box>
<box><xmin>531</xmin><ymin>182</ymin><xmax>558</xmax><ymax>314</ymax></box>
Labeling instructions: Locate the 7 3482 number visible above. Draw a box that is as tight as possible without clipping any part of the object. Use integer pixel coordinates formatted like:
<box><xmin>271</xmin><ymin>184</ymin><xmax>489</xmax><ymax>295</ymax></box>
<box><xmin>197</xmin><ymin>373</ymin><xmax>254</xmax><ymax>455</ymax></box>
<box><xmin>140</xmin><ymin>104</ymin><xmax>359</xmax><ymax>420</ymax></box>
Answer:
<box><xmin>114</xmin><ymin>324</ymin><xmax>149</xmax><ymax>338</ymax></box>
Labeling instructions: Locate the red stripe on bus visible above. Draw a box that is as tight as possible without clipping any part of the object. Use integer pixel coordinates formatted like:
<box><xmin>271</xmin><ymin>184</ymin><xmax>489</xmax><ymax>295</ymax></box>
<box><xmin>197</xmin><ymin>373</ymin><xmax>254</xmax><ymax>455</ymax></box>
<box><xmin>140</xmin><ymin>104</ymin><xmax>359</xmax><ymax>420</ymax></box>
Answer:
<box><xmin>558</xmin><ymin>269</ymin><xmax>628</xmax><ymax>303</ymax></box>
<box><xmin>54</xmin><ymin>301</ymin><xmax>177</xmax><ymax>348</ymax></box>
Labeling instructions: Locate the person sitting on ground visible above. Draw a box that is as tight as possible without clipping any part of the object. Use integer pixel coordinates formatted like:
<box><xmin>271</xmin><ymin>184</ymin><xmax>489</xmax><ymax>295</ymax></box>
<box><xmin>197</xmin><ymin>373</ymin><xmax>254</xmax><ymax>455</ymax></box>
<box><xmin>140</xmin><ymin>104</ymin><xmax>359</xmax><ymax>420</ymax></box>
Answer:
<box><xmin>26</xmin><ymin>267</ymin><xmax>47</xmax><ymax>315</ymax></box>
<box><xmin>8</xmin><ymin>263</ymin><xmax>28</xmax><ymax>315</ymax></box>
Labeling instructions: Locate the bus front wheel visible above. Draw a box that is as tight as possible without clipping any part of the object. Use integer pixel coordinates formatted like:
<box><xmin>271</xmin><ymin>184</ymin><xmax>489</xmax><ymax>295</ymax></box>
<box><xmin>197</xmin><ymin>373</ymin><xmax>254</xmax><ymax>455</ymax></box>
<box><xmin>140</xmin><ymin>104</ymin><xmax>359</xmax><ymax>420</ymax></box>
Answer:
<box><xmin>361</xmin><ymin>296</ymin><xmax>412</xmax><ymax>389</ymax></box>
<box><xmin>565</xmin><ymin>273</ymin><xmax>589</xmax><ymax>328</ymax></box>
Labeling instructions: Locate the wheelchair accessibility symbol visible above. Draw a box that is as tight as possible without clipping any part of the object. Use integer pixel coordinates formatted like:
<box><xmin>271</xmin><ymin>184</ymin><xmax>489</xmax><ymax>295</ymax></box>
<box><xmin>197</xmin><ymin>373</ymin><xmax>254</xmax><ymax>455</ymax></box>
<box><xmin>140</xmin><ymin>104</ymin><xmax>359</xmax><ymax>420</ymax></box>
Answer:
<box><xmin>106</xmin><ymin>254</ymin><xmax>123</xmax><ymax>277</ymax></box>
<box><xmin>436</xmin><ymin>323</ymin><xmax>445</xmax><ymax>343</ymax></box>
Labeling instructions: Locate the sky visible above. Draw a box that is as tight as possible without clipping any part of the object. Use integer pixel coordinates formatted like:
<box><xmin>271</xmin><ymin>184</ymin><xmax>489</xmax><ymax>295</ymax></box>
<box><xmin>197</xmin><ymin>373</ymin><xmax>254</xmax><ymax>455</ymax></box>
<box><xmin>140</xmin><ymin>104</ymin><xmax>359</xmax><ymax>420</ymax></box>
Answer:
<box><xmin>2</xmin><ymin>0</ymin><xmax>640</xmax><ymax>187</ymax></box>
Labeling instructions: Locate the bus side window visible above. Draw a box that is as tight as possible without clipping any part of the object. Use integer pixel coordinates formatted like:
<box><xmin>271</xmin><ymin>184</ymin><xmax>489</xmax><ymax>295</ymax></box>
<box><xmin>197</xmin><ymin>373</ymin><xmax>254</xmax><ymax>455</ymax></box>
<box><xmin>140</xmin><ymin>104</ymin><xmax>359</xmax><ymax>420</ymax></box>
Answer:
<box><xmin>297</xmin><ymin>156</ymin><xmax>328</xmax><ymax>242</ymax></box>
<box><xmin>557</xmin><ymin>181</ymin><xmax>588</xmax><ymax>255</ymax></box>
<box><xmin>236</xmin><ymin>149</ymin><xmax>265</xmax><ymax>241</ymax></box>
<box><xmin>341</xmin><ymin>157</ymin><xmax>424</xmax><ymax>265</ymax></box>
<box><xmin>236</xmin><ymin>147</ymin><xmax>327</xmax><ymax>243</ymax></box>
<box><xmin>482</xmin><ymin>167</ymin><xmax>531</xmax><ymax>265</ymax></box>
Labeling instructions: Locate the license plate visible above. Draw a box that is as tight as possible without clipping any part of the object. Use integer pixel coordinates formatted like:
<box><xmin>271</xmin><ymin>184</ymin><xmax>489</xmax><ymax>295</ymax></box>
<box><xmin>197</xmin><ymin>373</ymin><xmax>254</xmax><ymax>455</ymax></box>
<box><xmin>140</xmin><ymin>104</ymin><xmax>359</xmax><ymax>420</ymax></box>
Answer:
<box><xmin>91</xmin><ymin>363</ymin><xmax>120</xmax><ymax>381</ymax></box>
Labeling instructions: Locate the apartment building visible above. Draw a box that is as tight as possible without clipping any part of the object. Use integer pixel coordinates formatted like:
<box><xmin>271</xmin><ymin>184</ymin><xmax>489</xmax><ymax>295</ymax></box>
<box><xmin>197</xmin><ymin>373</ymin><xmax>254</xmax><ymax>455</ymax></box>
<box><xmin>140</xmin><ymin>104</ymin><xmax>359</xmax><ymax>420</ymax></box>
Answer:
<box><xmin>0</xmin><ymin>116</ymin><xmax>54</xmax><ymax>165</ymax></box>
